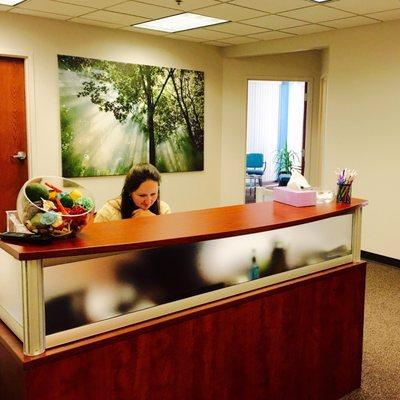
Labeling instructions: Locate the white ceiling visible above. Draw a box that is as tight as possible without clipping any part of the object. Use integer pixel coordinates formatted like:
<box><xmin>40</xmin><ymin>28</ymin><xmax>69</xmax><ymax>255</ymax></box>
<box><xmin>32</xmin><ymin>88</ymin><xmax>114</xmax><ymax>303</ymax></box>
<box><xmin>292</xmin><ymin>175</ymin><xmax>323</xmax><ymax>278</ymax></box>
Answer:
<box><xmin>2</xmin><ymin>0</ymin><xmax>400</xmax><ymax>47</ymax></box>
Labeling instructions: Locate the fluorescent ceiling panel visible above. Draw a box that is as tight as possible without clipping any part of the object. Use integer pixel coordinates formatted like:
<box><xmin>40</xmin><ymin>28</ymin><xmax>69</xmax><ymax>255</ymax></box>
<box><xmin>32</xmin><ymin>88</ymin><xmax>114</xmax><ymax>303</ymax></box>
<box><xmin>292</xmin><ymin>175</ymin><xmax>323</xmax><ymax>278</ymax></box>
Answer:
<box><xmin>0</xmin><ymin>0</ymin><xmax>24</xmax><ymax>4</ymax></box>
<box><xmin>133</xmin><ymin>12</ymin><xmax>228</xmax><ymax>33</ymax></box>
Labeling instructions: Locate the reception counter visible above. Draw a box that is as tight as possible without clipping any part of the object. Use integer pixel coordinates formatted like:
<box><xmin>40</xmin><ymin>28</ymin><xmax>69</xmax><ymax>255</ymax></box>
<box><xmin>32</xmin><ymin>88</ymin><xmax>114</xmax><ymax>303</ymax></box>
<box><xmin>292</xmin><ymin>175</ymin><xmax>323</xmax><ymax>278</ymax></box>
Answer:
<box><xmin>0</xmin><ymin>199</ymin><xmax>367</xmax><ymax>400</ymax></box>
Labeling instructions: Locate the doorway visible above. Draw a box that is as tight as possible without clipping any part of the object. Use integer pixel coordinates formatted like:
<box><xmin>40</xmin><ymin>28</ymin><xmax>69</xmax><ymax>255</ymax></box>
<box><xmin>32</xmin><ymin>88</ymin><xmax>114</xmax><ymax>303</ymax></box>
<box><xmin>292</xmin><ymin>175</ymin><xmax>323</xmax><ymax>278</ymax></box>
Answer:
<box><xmin>0</xmin><ymin>56</ymin><xmax>29</xmax><ymax>231</ymax></box>
<box><xmin>245</xmin><ymin>80</ymin><xmax>307</xmax><ymax>202</ymax></box>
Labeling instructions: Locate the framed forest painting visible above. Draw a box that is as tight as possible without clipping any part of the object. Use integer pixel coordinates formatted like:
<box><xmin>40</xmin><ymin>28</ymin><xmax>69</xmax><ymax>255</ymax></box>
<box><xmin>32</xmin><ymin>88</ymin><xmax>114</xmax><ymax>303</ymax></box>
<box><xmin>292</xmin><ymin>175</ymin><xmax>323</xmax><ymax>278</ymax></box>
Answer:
<box><xmin>58</xmin><ymin>55</ymin><xmax>204</xmax><ymax>177</ymax></box>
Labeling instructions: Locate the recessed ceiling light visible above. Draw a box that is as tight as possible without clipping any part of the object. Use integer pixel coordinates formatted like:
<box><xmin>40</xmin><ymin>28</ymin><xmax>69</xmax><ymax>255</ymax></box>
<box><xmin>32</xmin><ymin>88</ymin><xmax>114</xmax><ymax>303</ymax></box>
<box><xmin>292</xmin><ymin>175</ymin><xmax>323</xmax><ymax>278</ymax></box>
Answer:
<box><xmin>308</xmin><ymin>0</ymin><xmax>333</xmax><ymax>3</ymax></box>
<box><xmin>133</xmin><ymin>13</ymin><xmax>228</xmax><ymax>33</ymax></box>
<box><xmin>0</xmin><ymin>0</ymin><xmax>24</xmax><ymax>5</ymax></box>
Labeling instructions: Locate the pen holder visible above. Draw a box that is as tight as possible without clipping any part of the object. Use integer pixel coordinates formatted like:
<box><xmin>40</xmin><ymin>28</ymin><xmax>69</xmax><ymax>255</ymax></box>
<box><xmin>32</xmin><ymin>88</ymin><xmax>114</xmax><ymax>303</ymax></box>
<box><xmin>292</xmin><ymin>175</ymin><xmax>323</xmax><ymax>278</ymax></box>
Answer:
<box><xmin>336</xmin><ymin>183</ymin><xmax>352</xmax><ymax>204</ymax></box>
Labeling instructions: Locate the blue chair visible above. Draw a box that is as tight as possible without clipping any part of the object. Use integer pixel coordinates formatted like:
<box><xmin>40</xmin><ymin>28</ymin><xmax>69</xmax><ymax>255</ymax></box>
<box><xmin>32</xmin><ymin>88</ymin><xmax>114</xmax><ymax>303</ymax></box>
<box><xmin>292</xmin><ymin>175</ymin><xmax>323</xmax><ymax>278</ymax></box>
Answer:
<box><xmin>246</xmin><ymin>153</ymin><xmax>266</xmax><ymax>187</ymax></box>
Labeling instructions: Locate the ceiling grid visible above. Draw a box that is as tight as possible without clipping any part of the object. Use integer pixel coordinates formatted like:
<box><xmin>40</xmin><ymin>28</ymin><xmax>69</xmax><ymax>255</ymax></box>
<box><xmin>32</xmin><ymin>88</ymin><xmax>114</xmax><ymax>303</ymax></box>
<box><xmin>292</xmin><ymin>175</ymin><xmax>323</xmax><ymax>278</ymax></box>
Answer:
<box><xmin>1</xmin><ymin>0</ymin><xmax>400</xmax><ymax>47</ymax></box>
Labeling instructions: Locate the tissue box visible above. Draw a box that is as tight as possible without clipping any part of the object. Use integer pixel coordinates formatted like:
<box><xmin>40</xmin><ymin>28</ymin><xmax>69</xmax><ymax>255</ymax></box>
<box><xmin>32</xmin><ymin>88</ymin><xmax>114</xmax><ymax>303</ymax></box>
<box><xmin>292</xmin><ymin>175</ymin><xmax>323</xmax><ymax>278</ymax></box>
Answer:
<box><xmin>273</xmin><ymin>187</ymin><xmax>316</xmax><ymax>207</ymax></box>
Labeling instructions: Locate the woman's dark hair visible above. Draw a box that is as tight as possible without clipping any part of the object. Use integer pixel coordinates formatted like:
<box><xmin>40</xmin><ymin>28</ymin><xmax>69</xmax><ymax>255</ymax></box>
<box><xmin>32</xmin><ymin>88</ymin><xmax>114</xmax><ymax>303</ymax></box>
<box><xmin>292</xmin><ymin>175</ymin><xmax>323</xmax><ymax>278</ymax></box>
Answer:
<box><xmin>120</xmin><ymin>163</ymin><xmax>161</xmax><ymax>219</ymax></box>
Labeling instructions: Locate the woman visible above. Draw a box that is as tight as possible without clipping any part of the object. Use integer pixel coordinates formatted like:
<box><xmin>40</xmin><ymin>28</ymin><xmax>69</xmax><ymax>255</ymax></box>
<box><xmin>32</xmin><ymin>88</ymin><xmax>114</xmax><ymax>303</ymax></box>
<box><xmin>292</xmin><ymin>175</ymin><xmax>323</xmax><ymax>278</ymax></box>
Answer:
<box><xmin>94</xmin><ymin>163</ymin><xmax>170</xmax><ymax>223</ymax></box>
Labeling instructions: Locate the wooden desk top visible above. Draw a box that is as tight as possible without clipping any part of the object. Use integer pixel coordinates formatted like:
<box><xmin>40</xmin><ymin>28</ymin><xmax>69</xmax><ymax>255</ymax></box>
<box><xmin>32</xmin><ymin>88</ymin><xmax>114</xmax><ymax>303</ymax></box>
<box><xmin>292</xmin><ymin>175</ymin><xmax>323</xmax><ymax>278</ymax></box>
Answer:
<box><xmin>0</xmin><ymin>199</ymin><xmax>367</xmax><ymax>261</ymax></box>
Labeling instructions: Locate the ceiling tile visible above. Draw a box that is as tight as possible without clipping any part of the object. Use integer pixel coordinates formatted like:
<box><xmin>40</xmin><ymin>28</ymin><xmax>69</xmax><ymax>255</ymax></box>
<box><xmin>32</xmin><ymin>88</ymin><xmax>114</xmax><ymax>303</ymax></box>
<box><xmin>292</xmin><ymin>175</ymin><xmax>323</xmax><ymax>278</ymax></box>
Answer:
<box><xmin>280</xmin><ymin>5</ymin><xmax>355</xmax><ymax>23</ymax></box>
<box><xmin>326</xmin><ymin>0</ymin><xmax>400</xmax><ymax>15</ymax></box>
<box><xmin>229</xmin><ymin>0</ymin><xmax>313</xmax><ymax>14</ymax></box>
<box><xmin>248</xmin><ymin>30</ymin><xmax>295</xmax><ymax>40</ymax></box>
<box><xmin>168</xmin><ymin>33</ymin><xmax>205</xmax><ymax>42</ymax></box>
<box><xmin>206</xmin><ymin>21</ymin><xmax>267</xmax><ymax>35</ymax></box>
<box><xmin>135</xmin><ymin>0</ymin><xmax>219</xmax><ymax>12</ymax></box>
<box><xmin>196</xmin><ymin>3</ymin><xmax>266</xmax><ymax>21</ymax></box>
<box><xmin>204</xmin><ymin>40</ymin><xmax>231</xmax><ymax>46</ymax></box>
<box><xmin>70</xmin><ymin>17</ymin><xmax>123</xmax><ymax>28</ymax></box>
<box><xmin>367</xmin><ymin>8</ymin><xmax>400</xmax><ymax>21</ymax></box>
<box><xmin>55</xmin><ymin>0</ymin><xmax>124</xmax><ymax>8</ymax></box>
<box><xmin>17</xmin><ymin>0</ymin><xmax>95</xmax><ymax>17</ymax></box>
<box><xmin>220</xmin><ymin>36</ymin><xmax>259</xmax><ymax>44</ymax></box>
<box><xmin>123</xmin><ymin>25</ymin><xmax>169</xmax><ymax>35</ymax></box>
<box><xmin>9</xmin><ymin>8</ymin><xmax>69</xmax><ymax>19</ymax></box>
<box><xmin>106</xmin><ymin>1</ymin><xmax>178</xmax><ymax>19</ymax></box>
<box><xmin>81</xmin><ymin>10</ymin><xmax>147</xmax><ymax>25</ymax></box>
<box><xmin>6</xmin><ymin>0</ymin><xmax>400</xmax><ymax>47</ymax></box>
<box><xmin>283</xmin><ymin>24</ymin><xmax>333</xmax><ymax>35</ymax></box>
<box><xmin>174</xmin><ymin>28</ymin><xmax>233</xmax><ymax>40</ymax></box>
<box><xmin>323</xmin><ymin>15</ymin><xmax>380</xmax><ymax>29</ymax></box>
<box><xmin>244</xmin><ymin>14</ymin><xmax>309</xmax><ymax>29</ymax></box>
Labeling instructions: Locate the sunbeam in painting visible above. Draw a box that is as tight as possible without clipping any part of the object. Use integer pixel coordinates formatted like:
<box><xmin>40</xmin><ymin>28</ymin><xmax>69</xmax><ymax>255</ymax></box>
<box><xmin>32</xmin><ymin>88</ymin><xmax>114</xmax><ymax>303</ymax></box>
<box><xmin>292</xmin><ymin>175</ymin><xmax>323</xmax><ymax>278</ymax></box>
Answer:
<box><xmin>58</xmin><ymin>55</ymin><xmax>204</xmax><ymax>177</ymax></box>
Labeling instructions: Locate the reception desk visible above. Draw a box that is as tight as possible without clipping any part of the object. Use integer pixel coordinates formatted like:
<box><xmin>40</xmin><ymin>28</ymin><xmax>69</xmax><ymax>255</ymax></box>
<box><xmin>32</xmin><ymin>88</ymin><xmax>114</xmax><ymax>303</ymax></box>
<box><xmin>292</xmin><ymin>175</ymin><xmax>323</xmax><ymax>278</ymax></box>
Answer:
<box><xmin>0</xmin><ymin>199</ymin><xmax>367</xmax><ymax>400</ymax></box>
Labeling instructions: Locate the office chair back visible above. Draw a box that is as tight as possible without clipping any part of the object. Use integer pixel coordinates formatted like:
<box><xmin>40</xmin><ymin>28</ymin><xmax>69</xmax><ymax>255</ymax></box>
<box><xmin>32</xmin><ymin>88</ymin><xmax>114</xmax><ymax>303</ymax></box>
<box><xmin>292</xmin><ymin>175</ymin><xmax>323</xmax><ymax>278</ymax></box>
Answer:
<box><xmin>246</xmin><ymin>153</ymin><xmax>266</xmax><ymax>188</ymax></box>
<box><xmin>246</xmin><ymin>153</ymin><xmax>264</xmax><ymax>169</ymax></box>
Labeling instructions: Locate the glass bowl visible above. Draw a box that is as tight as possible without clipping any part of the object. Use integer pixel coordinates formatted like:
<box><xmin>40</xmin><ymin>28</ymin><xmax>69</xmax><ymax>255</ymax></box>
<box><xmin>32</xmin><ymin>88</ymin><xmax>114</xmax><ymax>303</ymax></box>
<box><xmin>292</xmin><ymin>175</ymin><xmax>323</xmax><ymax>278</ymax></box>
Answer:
<box><xmin>17</xmin><ymin>176</ymin><xmax>95</xmax><ymax>237</ymax></box>
<box><xmin>315</xmin><ymin>189</ymin><xmax>334</xmax><ymax>204</ymax></box>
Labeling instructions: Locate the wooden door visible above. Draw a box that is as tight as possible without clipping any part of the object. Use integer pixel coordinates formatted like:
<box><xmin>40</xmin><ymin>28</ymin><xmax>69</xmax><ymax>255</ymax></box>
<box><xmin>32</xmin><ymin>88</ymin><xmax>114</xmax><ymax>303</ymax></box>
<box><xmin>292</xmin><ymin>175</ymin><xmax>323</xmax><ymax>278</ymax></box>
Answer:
<box><xmin>0</xmin><ymin>57</ymin><xmax>28</xmax><ymax>232</ymax></box>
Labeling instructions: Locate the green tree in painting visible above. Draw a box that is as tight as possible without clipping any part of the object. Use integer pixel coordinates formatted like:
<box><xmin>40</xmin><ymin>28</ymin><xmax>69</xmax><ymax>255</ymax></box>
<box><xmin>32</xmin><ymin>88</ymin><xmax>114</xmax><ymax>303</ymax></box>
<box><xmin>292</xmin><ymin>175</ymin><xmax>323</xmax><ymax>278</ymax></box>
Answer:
<box><xmin>79</xmin><ymin>63</ymin><xmax>174</xmax><ymax>165</ymax></box>
<box><xmin>58</xmin><ymin>55</ymin><xmax>204</xmax><ymax>174</ymax></box>
<box><xmin>60</xmin><ymin>104</ymin><xmax>84</xmax><ymax>177</ymax></box>
<box><xmin>171</xmin><ymin>70</ymin><xmax>204</xmax><ymax>153</ymax></box>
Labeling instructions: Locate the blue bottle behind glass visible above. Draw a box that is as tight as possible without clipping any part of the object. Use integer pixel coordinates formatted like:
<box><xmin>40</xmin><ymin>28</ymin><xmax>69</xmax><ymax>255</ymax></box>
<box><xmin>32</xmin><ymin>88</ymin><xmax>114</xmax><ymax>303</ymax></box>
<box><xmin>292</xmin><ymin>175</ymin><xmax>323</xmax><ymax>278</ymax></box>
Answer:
<box><xmin>248</xmin><ymin>249</ymin><xmax>260</xmax><ymax>280</ymax></box>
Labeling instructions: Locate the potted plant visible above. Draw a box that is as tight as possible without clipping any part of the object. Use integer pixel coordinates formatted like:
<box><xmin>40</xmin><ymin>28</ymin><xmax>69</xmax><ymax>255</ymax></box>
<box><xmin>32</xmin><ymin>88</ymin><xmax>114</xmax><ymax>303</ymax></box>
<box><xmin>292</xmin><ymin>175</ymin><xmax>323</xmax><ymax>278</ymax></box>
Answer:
<box><xmin>274</xmin><ymin>142</ymin><xmax>300</xmax><ymax>186</ymax></box>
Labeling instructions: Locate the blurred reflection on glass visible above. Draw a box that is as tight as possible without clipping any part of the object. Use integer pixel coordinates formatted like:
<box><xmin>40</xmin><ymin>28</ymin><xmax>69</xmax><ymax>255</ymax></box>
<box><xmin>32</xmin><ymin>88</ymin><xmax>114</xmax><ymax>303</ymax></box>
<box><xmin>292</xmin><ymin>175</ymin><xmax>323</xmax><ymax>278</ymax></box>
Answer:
<box><xmin>44</xmin><ymin>214</ymin><xmax>352</xmax><ymax>334</ymax></box>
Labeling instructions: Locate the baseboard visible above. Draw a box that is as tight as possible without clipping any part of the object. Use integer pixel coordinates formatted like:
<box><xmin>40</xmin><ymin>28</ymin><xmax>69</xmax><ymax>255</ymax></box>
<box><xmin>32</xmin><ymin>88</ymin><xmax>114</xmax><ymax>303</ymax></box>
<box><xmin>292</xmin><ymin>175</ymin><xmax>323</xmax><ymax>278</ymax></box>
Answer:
<box><xmin>361</xmin><ymin>251</ymin><xmax>400</xmax><ymax>268</ymax></box>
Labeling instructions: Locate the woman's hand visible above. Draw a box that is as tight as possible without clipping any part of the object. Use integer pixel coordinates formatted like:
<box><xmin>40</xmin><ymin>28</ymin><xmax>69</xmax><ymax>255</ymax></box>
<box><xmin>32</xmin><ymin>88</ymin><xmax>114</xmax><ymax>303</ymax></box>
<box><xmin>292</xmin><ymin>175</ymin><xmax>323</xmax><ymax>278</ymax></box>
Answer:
<box><xmin>132</xmin><ymin>209</ymin><xmax>156</xmax><ymax>218</ymax></box>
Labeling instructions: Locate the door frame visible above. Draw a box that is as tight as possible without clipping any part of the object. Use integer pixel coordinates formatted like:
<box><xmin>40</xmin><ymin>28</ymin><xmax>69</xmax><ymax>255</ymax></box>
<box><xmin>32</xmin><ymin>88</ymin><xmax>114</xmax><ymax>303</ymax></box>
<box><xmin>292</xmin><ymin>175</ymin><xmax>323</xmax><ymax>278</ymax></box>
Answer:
<box><xmin>0</xmin><ymin>49</ymin><xmax>37</xmax><ymax>178</ymax></box>
<box><xmin>316</xmin><ymin>75</ymin><xmax>328</xmax><ymax>190</ymax></box>
<box><xmin>244</xmin><ymin>75</ymin><xmax>316</xmax><ymax>187</ymax></box>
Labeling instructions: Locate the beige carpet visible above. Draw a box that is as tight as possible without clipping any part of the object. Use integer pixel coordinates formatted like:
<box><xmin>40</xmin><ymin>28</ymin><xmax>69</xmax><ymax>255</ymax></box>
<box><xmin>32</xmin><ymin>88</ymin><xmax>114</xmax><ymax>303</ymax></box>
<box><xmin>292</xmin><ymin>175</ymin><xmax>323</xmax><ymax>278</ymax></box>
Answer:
<box><xmin>341</xmin><ymin>261</ymin><xmax>400</xmax><ymax>400</ymax></box>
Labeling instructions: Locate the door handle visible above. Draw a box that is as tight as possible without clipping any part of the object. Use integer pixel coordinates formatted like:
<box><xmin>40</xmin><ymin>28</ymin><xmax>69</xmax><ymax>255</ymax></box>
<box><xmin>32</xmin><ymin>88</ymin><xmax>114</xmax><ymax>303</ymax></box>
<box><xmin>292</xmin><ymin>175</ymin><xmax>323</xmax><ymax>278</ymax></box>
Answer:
<box><xmin>12</xmin><ymin>151</ymin><xmax>27</xmax><ymax>161</ymax></box>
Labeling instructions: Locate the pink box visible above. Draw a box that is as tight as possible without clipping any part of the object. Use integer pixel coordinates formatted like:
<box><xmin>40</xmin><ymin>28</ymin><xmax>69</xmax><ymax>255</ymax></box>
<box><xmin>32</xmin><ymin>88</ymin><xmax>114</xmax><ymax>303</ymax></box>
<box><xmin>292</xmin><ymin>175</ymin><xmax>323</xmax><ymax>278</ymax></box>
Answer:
<box><xmin>273</xmin><ymin>187</ymin><xmax>316</xmax><ymax>207</ymax></box>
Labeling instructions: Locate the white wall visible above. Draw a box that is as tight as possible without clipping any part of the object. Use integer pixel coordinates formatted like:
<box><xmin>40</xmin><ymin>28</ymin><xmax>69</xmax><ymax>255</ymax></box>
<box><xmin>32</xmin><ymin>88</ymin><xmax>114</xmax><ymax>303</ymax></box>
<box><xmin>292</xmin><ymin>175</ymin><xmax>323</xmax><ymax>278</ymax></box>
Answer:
<box><xmin>220</xmin><ymin>51</ymin><xmax>322</xmax><ymax>205</ymax></box>
<box><xmin>0</xmin><ymin>12</ymin><xmax>223</xmax><ymax>212</ymax></box>
<box><xmin>1</xmin><ymin>11</ymin><xmax>399</xmax><ymax>259</ymax></box>
<box><xmin>321</xmin><ymin>23</ymin><xmax>400</xmax><ymax>259</ymax></box>
<box><xmin>224</xmin><ymin>20</ymin><xmax>400</xmax><ymax>259</ymax></box>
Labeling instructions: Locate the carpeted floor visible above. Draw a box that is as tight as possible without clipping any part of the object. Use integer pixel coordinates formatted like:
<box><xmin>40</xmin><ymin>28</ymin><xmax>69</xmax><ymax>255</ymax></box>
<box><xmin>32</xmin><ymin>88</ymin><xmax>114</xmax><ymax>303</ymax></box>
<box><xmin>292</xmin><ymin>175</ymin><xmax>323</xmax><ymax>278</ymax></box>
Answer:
<box><xmin>341</xmin><ymin>261</ymin><xmax>400</xmax><ymax>400</ymax></box>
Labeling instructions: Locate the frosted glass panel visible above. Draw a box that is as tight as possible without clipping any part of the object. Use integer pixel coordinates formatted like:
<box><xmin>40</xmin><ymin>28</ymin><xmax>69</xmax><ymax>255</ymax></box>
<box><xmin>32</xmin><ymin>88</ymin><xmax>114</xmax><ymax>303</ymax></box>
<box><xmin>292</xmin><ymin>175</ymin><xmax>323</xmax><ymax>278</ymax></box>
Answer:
<box><xmin>44</xmin><ymin>214</ymin><xmax>352</xmax><ymax>334</ymax></box>
<box><xmin>0</xmin><ymin>250</ymin><xmax>23</xmax><ymax>325</ymax></box>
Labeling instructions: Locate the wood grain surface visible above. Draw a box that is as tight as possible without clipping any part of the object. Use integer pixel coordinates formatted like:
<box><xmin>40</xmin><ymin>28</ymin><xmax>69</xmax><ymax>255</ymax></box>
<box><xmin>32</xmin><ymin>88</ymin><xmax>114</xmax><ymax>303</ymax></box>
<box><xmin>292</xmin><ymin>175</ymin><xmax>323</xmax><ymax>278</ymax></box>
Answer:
<box><xmin>0</xmin><ymin>57</ymin><xmax>28</xmax><ymax>232</ymax></box>
<box><xmin>0</xmin><ymin>198</ymin><xmax>367</xmax><ymax>261</ymax></box>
